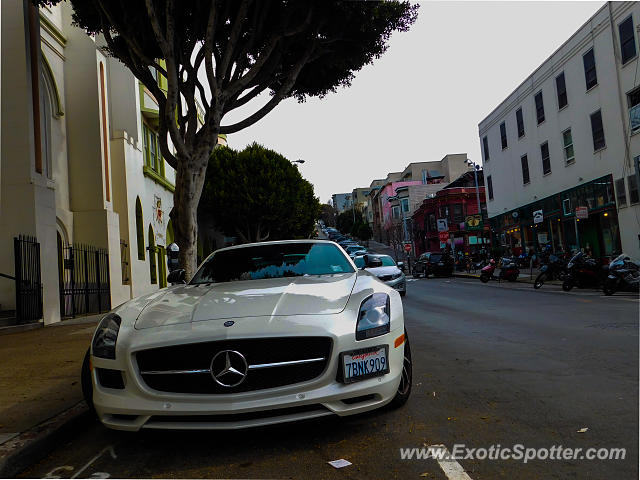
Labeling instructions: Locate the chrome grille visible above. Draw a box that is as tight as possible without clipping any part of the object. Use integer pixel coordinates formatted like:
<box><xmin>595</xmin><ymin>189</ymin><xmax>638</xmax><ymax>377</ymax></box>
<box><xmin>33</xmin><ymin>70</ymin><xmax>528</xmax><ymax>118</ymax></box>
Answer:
<box><xmin>136</xmin><ymin>337</ymin><xmax>332</xmax><ymax>394</ymax></box>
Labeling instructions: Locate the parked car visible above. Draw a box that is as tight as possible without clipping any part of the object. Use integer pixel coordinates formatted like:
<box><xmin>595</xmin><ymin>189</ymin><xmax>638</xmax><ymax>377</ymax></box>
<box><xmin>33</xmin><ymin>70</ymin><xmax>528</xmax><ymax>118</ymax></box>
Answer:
<box><xmin>345</xmin><ymin>245</ymin><xmax>367</xmax><ymax>256</ymax></box>
<box><xmin>354</xmin><ymin>254</ymin><xmax>406</xmax><ymax>297</ymax></box>
<box><xmin>82</xmin><ymin>240</ymin><xmax>411</xmax><ymax>431</ymax></box>
<box><xmin>412</xmin><ymin>252</ymin><xmax>454</xmax><ymax>278</ymax></box>
<box><xmin>349</xmin><ymin>249</ymin><xmax>369</xmax><ymax>259</ymax></box>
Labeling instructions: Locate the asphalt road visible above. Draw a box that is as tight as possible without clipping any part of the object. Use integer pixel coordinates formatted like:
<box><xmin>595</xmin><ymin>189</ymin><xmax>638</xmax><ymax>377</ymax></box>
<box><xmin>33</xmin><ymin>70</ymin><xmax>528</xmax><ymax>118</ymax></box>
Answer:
<box><xmin>20</xmin><ymin>278</ymin><xmax>638</xmax><ymax>479</ymax></box>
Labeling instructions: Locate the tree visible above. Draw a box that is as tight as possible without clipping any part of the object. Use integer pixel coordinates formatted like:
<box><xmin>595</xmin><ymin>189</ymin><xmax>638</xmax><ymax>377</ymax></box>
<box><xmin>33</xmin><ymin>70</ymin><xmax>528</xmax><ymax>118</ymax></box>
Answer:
<box><xmin>336</xmin><ymin>210</ymin><xmax>354</xmax><ymax>235</ymax></box>
<box><xmin>41</xmin><ymin>0</ymin><xmax>418</xmax><ymax>278</ymax></box>
<box><xmin>358</xmin><ymin>223</ymin><xmax>373</xmax><ymax>242</ymax></box>
<box><xmin>199</xmin><ymin>143</ymin><xmax>320</xmax><ymax>243</ymax></box>
<box><xmin>319</xmin><ymin>204</ymin><xmax>336</xmax><ymax>227</ymax></box>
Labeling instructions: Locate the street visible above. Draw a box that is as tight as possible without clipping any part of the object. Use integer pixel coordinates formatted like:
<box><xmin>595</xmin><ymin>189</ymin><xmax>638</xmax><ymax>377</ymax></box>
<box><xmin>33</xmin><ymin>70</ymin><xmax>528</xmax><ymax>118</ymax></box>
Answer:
<box><xmin>20</xmin><ymin>278</ymin><xmax>638</xmax><ymax>479</ymax></box>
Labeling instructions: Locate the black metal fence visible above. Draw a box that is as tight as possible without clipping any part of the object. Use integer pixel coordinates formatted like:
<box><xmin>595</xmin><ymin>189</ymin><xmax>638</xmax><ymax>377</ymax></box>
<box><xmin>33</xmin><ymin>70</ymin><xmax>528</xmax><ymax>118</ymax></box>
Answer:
<box><xmin>60</xmin><ymin>243</ymin><xmax>111</xmax><ymax>318</ymax></box>
<box><xmin>14</xmin><ymin>235</ymin><xmax>43</xmax><ymax>323</ymax></box>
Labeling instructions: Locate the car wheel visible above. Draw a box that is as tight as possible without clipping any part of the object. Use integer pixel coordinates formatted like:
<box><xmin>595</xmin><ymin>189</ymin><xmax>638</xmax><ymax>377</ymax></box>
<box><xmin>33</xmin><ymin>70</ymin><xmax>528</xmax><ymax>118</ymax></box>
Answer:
<box><xmin>562</xmin><ymin>280</ymin><xmax>573</xmax><ymax>292</ymax></box>
<box><xmin>81</xmin><ymin>348</ymin><xmax>97</xmax><ymax>419</ymax></box>
<box><xmin>480</xmin><ymin>273</ymin><xmax>490</xmax><ymax>283</ymax></box>
<box><xmin>389</xmin><ymin>332</ymin><xmax>412</xmax><ymax>408</ymax></box>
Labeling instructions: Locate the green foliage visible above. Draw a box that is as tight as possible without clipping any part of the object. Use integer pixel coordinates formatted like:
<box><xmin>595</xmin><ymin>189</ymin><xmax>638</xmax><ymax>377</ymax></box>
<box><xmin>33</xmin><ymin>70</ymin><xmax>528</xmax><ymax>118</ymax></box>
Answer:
<box><xmin>319</xmin><ymin>204</ymin><xmax>337</xmax><ymax>227</ymax></box>
<box><xmin>200</xmin><ymin>144</ymin><xmax>320</xmax><ymax>243</ymax></box>
<box><xmin>358</xmin><ymin>223</ymin><xmax>373</xmax><ymax>242</ymax></box>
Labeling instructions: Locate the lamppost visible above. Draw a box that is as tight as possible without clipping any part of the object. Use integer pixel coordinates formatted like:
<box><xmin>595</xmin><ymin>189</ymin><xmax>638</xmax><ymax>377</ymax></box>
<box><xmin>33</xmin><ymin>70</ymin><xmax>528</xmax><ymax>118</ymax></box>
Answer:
<box><xmin>467</xmin><ymin>158</ymin><xmax>484</xmax><ymax>249</ymax></box>
<box><xmin>291</xmin><ymin>159</ymin><xmax>305</xmax><ymax>165</ymax></box>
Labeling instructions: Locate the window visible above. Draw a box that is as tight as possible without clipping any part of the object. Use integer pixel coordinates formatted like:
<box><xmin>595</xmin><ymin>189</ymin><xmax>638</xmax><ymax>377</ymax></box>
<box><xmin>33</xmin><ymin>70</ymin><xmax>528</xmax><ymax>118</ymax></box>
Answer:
<box><xmin>563</xmin><ymin>198</ymin><xmax>572</xmax><ymax>215</ymax></box>
<box><xmin>421</xmin><ymin>170</ymin><xmax>427</xmax><ymax>184</ymax></box>
<box><xmin>590</xmin><ymin>110</ymin><xmax>606</xmax><ymax>151</ymax></box>
<box><xmin>392</xmin><ymin>205</ymin><xmax>400</xmax><ymax>219</ymax></box>
<box><xmin>482</xmin><ymin>135</ymin><xmax>490</xmax><ymax>161</ymax></box>
<box><xmin>583</xmin><ymin>48</ymin><xmax>598</xmax><ymax>90</ymax></box>
<box><xmin>540</xmin><ymin>142</ymin><xmax>551</xmax><ymax>175</ymax></box>
<box><xmin>143</xmin><ymin>123</ymin><xmax>165</xmax><ymax>176</ymax></box>
<box><xmin>615</xmin><ymin>178</ymin><xmax>627</xmax><ymax>207</ymax></box>
<box><xmin>452</xmin><ymin>204</ymin><xmax>464</xmax><ymax>224</ymax></box>
<box><xmin>562</xmin><ymin>128</ymin><xmax>575</xmax><ymax>164</ymax></box>
<box><xmin>401</xmin><ymin>198</ymin><xmax>409</xmax><ymax>213</ymax></box>
<box><xmin>499</xmin><ymin>122</ymin><xmax>508</xmax><ymax>149</ymax></box>
<box><xmin>534</xmin><ymin>91</ymin><xmax>545</xmax><ymax>124</ymax></box>
<box><xmin>627</xmin><ymin>87</ymin><xmax>640</xmax><ymax>133</ymax></box>
<box><xmin>555</xmin><ymin>72</ymin><xmax>568</xmax><ymax>109</ymax></box>
<box><xmin>487</xmin><ymin>175</ymin><xmax>493</xmax><ymax>200</ymax></box>
<box><xmin>135</xmin><ymin>197</ymin><xmax>145</xmax><ymax>260</ymax></box>
<box><xmin>521</xmin><ymin>155</ymin><xmax>530</xmax><ymax>184</ymax></box>
<box><xmin>148</xmin><ymin>225</ymin><xmax>157</xmax><ymax>284</ymax></box>
<box><xmin>619</xmin><ymin>16</ymin><xmax>637</xmax><ymax>64</ymax></box>
<box><xmin>629</xmin><ymin>175</ymin><xmax>639</xmax><ymax>204</ymax></box>
<box><xmin>516</xmin><ymin>107</ymin><xmax>525</xmax><ymax>138</ymax></box>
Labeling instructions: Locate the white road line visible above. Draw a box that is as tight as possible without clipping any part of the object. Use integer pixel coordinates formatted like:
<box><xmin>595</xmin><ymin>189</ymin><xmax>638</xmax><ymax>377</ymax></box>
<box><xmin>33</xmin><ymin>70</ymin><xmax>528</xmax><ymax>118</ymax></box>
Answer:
<box><xmin>70</xmin><ymin>445</ymin><xmax>116</xmax><ymax>479</ymax></box>
<box><xmin>428</xmin><ymin>444</ymin><xmax>473</xmax><ymax>480</ymax></box>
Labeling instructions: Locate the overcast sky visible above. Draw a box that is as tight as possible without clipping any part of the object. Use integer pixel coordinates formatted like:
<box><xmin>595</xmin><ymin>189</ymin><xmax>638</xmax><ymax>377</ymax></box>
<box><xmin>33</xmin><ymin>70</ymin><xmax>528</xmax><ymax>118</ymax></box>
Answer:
<box><xmin>224</xmin><ymin>1</ymin><xmax>603</xmax><ymax>204</ymax></box>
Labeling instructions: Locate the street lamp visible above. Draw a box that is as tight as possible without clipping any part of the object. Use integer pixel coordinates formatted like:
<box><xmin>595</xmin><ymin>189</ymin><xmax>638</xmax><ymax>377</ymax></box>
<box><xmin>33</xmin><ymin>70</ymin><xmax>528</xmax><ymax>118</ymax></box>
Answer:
<box><xmin>291</xmin><ymin>159</ymin><xmax>305</xmax><ymax>164</ymax></box>
<box><xmin>466</xmin><ymin>159</ymin><xmax>482</xmax><ymax>218</ymax></box>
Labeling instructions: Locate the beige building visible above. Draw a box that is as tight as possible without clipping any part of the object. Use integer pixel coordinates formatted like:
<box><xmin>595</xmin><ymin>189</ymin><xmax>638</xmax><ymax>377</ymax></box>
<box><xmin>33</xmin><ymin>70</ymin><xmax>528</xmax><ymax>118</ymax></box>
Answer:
<box><xmin>0</xmin><ymin>0</ymin><xmax>224</xmax><ymax>325</ymax></box>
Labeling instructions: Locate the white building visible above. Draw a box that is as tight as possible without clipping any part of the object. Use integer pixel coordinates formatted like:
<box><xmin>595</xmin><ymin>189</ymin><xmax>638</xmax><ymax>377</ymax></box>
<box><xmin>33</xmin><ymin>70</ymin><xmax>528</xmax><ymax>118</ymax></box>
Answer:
<box><xmin>479</xmin><ymin>1</ymin><xmax>640</xmax><ymax>260</ymax></box>
<box><xmin>0</xmin><ymin>0</ymin><xmax>223</xmax><ymax>325</ymax></box>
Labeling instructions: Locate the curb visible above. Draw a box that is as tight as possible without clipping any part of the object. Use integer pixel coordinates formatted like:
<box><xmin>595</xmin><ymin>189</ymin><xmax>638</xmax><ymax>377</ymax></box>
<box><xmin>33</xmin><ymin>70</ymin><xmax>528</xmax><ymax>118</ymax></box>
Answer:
<box><xmin>0</xmin><ymin>401</ymin><xmax>91</xmax><ymax>478</ymax></box>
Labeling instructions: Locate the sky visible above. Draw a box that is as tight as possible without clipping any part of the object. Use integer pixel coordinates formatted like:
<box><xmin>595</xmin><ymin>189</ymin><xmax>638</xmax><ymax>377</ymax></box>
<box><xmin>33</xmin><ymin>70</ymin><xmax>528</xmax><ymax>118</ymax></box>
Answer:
<box><xmin>223</xmin><ymin>1</ymin><xmax>604</xmax><ymax>204</ymax></box>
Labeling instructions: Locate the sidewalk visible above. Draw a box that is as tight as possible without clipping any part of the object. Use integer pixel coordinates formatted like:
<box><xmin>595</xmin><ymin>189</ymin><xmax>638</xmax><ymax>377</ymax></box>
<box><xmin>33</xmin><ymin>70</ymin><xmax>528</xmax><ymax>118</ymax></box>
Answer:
<box><xmin>0</xmin><ymin>314</ymin><xmax>102</xmax><ymax>475</ymax></box>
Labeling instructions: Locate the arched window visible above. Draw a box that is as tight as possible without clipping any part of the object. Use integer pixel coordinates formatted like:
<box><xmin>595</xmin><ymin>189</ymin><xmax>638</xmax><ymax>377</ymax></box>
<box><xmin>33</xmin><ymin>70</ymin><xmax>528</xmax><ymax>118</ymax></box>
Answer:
<box><xmin>148</xmin><ymin>225</ymin><xmax>157</xmax><ymax>284</ymax></box>
<box><xmin>135</xmin><ymin>197</ymin><xmax>145</xmax><ymax>260</ymax></box>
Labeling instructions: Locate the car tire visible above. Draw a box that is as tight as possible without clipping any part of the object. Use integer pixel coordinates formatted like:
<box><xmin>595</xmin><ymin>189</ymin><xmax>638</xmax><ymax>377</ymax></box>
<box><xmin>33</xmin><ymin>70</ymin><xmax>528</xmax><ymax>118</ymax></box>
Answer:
<box><xmin>480</xmin><ymin>273</ymin><xmax>490</xmax><ymax>283</ymax></box>
<box><xmin>81</xmin><ymin>348</ymin><xmax>98</xmax><ymax>419</ymax></box>
<box><xmin>389</xmin><ymin>332</ymin><xmax>412</xmax><ymax>409</ymax></box>
<box><xmin>562</xmin><ymin>280</ymin><xmax>573</xmax><ymax>292</ymax></box>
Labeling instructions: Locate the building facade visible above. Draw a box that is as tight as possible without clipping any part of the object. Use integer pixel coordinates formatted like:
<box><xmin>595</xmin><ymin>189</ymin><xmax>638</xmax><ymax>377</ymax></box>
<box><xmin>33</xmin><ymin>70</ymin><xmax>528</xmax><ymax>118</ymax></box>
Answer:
<box><xmin>412</xmin><ymin>171</ymin><xmax>489</xmax><ymax>257</ymax></box>
<box><xmin>479</xmin><ymin>1</ymin><xmax>640</xmax><ymax>260</ymax></box>
<box><xmin>331</xmin><ymin>193</ymin><xmax>353</xmax><ymax>214</ymax></box>
<box><xmin>0</xmin><ymin>0</ymin><xmax>222</xmax><ymax>325</ymax></box>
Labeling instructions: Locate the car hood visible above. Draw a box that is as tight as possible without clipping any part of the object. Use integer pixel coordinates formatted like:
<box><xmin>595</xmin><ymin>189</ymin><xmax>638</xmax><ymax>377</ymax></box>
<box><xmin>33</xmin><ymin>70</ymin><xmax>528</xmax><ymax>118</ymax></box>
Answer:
<box><xmin>134</xmin><ymin>273</ymin><xmax>357</xmax><ymax>329</ymax></box>
<box><xmin>366</xmin><ymin>266</ymin><xmax>401</xmax><ymax>277</ymax></box>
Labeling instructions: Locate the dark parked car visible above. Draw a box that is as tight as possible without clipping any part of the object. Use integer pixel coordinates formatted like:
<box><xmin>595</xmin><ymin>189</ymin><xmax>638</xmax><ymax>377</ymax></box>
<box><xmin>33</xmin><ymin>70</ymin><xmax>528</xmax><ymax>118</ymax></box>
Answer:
<box><xmin>413</xmin><ymin>252</ymin><xmax>454</xmax><ymax>277</ymax></box>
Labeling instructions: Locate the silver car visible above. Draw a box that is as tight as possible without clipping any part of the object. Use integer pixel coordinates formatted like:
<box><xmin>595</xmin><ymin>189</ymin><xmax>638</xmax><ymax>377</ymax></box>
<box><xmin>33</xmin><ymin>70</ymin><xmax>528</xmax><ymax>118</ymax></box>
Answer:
<box><xmin>354</xmin><ymin>254</ymin><xmax>406</xmax><ymax>297</ymax></box>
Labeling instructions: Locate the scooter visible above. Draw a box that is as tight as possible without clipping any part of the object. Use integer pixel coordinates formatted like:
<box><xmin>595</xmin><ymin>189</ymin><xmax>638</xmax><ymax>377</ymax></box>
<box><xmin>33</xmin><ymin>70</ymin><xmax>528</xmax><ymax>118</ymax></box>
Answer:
<box><xmin>562</xmin><ymin>252</ymin><xmax>603</xmax><ymax>291</ymax></box>
<box><xmin>480</xmin><ymin>257</ymin><xmax>520</xmax><ymax>283</ymax></box>
<box><xmin>603</xmin><ymin>254</ymin><xmax>640</xmax><ymax>295</ymax></box>
<box><xmin>533</xmin><ymin>253</ymin><xmax>567</xmax><ymax>289</ymax></box>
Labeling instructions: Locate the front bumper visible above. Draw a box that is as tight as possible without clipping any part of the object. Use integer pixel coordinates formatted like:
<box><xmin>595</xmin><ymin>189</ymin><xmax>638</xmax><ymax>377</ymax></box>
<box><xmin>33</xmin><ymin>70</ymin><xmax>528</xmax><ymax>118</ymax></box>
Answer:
<box><xmin>383</xmin><ymin>275</ymin><xmax>406</xmax><ymax>293</ymax></box>
<box><xmin>91</xmin><ymin>314</ymin><xmax>405</xmax><ymax>431</ymax></box>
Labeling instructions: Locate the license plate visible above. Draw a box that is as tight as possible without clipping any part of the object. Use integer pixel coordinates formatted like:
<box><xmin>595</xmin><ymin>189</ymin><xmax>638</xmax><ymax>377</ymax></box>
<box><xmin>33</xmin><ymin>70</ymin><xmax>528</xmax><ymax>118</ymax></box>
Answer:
<box><xmin>341</xmin><ymin>345</ymin><xmax>389</xmax><ymax>383</ymax></box>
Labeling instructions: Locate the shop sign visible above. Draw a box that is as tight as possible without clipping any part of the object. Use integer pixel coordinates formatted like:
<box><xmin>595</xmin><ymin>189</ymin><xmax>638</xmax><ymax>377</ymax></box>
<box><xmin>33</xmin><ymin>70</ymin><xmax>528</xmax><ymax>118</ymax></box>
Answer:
<box><xmin>533</xmin><ymin>210</ymin><xmax>544</xmax><ymax>224</ymax></box>
<box><xmin>469</xmin><ymin>236</ymin><xmax>478</xmax><ymax>245</ymax></box>
<box><xmin>465</xmin><ymin>214</ymin><xmax>483</xmax><ymax>231</ymax></box>
<box><xmin>576</xmin><ymin>206</ymin><xmax>588</xmax><ymax>219</ymax></box>
<box><xmin>438</xmin><ymin>231</ymin><xmax>449</xmax><ymax>243</ymax></box>
<box><xmin>537</xmin><ymin>233</ymin><xmax>548</xmax><ymax>244</ymax></box>
<box><xmin>437</xmin><ymin>219</ymin><xmax>448</xmax><ymax>232</ymax></box>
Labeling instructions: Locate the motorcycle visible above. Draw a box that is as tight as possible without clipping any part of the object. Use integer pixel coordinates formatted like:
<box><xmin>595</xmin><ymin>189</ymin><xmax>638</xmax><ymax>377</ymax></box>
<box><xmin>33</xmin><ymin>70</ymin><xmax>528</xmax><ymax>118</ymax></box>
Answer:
<box><xmin>603</xmin><ymin>254</ymin><xmax>640</xmax><ymax>295</ymax></box>
<box><xmin>533</xmin><ymin>253</ymin><xmax>567</xmax><ymax>289</ymax></box>
<box><xmin>562</xmin><ymin>252</ymin><xmax>603</xmax><ymax>291</ymax></box>
<box><xmin>480</xmin><ymin>257</ymin><xmax>520</xmax><ymax>283</ymax></box>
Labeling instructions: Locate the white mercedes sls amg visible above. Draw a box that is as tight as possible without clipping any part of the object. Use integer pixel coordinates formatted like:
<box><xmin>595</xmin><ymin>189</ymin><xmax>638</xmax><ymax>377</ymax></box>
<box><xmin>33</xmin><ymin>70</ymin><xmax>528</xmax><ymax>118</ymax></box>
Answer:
<box><xmin>82</xmin><ymin>240</ymin><xmax>412</xmax><ymax>431</ymax></box>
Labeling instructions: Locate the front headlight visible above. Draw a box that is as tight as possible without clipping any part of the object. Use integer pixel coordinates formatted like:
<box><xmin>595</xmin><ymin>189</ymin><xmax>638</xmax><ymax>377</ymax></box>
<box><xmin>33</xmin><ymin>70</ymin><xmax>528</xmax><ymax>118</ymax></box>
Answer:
<box><xmin>92</xmin><ymin>313</ymin><xmax>122</xmax><ymax>359</ymax></box>
<box><xmin>356</xmin><ymin>293</ymin><xmax>390</xmax><ymax>340</ymax></box>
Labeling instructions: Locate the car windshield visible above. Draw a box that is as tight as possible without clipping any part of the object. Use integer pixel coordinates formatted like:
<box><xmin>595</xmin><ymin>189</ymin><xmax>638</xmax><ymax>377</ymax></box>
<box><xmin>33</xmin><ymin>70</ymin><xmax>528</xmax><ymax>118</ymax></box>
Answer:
<box><xmin>429</xmin><ymin>253</ymin><xmax>442</xmax><ymax>262</ymax></box>
<box><xmin>377</xmin><ymin>256</ymin><xmax>397</xmax><ymax>267</ymax></box>
<box><xmin>190</xmin><ymin>243</ymin><xmax>355</xmax><ymax>284</ymax></box>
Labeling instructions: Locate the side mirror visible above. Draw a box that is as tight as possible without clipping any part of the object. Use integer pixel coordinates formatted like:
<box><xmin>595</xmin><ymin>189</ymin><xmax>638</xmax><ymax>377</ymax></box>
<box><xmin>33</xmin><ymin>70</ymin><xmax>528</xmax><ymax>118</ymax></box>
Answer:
<box><xmin>167</xmin><ymin>268</ymin><xmax>186</xmax><ymax>285</ymax></box>
<box><xmin>365</xmin><ymin>255</ymin><xmax>383</xmax><ymax>268</ymax></box>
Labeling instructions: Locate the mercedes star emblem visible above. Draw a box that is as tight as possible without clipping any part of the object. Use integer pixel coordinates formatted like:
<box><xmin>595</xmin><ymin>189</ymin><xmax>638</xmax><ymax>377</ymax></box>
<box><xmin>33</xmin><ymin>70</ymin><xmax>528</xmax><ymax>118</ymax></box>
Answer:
<box><xmin>210</xmin><ymin>350</ymin><xmax>248</xmax><ymax>387</ymax></box>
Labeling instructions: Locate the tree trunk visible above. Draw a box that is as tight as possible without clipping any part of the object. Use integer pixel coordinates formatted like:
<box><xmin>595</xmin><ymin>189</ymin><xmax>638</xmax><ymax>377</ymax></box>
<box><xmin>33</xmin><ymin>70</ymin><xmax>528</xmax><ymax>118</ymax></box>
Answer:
<box><xmin>170</xmin><ymin>154</ymin><xmax>209</xmax><ymax>281</ymax></box>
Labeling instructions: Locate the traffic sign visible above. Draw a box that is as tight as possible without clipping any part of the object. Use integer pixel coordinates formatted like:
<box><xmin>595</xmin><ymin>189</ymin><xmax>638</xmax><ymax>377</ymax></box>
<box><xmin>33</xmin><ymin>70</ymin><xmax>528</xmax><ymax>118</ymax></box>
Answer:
<box><xmin>404</xmin><ymin>243</ymin><xmax>412</xmax><ymax>253</ymax></box>
<box><xmin>438</xmin><ymin>231</ymin><xmax>449</xmax><ymax>243</ymax></box>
